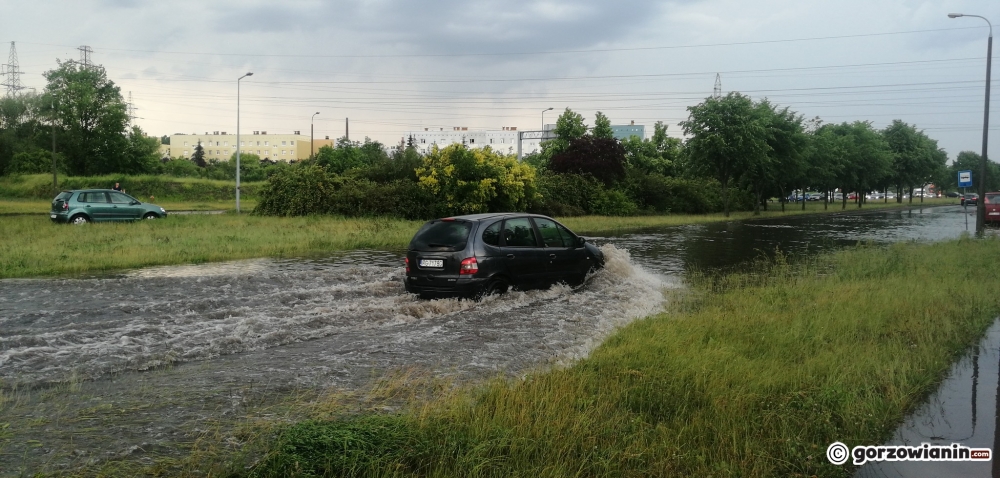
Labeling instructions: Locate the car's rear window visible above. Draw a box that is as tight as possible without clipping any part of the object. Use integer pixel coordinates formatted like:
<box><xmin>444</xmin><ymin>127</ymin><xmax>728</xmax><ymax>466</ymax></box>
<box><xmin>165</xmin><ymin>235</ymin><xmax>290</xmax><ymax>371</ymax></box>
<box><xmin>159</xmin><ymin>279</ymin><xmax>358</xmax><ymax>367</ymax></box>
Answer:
<box><xmin>55</xmin><ymin>192</ymin><xmax>72</xmax><ymax>201</ymax></box>
<box><xmin>986</xmin><ymin>194</ymin><xmax>1000</xmax><ymax>204</ymax></box>
<box><xmin>409</xmin><ymin>220</ymin><xmax>472</xmax><ymax>251</ymax></box>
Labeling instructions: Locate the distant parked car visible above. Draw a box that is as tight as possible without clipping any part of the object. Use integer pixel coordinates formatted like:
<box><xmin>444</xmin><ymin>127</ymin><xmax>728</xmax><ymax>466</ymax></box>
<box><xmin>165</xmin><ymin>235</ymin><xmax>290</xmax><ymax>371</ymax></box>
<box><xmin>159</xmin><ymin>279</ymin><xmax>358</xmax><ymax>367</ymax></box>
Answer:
<box><xmin>50</xmin><ymin>189</ymin><xmax>168</xmax><ymax>224</ymax></box>
<box><xmin>946</xmin><ymin>191</ymin><xmax>961</xmax><ymax>198</ymax></box>
<box><xmin>404</xmin><ymin>213</ymin><xmax>605</xmax><ymax>300</ymax></box>
<box><xmin>986</xmin><ymin>193</ymin><xmax>1000</xmax><ymax>223</ymax></box>
<box><xmin>961</xmin><ymin>193</ymin><xmax>979</xmax><ymax>207</ymax></box>
<box><xmin>833</xmin><ymin>193</ymin><xmax>844</xmax><ymax>201</ymax></box>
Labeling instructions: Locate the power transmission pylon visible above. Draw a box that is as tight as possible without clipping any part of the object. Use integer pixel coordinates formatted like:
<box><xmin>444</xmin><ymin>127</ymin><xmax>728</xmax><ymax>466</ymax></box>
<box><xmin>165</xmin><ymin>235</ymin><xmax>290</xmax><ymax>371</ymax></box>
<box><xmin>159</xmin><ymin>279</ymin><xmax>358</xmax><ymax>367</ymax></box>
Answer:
<box><xmin>127</xmin><ymin>91</ymin><xmax>138</xmax><ymax>126</ymax></box>
<box><xmin>1</xmin><ymin>41</ymin><xmax>25</xmax><ymax>97</ymax></box>
<box><xmin>78</xmin><ymin>45</ymin><xmax>93</xmax><ymax>69</ymax></box>
<box><xmin>713</xmin><ymin>73</ymin><xmax>722</xmax><ymax>99</ymax></box>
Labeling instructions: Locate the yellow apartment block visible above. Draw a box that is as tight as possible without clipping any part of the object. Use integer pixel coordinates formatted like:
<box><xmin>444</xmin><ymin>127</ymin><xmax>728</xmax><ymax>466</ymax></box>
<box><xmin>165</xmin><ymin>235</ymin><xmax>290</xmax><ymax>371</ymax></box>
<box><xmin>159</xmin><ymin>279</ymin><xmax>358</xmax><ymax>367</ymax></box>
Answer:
<box><xmin>158</xmin><ymin>131</ymin><xmax>334</xmax><ymax>162</ymax></box>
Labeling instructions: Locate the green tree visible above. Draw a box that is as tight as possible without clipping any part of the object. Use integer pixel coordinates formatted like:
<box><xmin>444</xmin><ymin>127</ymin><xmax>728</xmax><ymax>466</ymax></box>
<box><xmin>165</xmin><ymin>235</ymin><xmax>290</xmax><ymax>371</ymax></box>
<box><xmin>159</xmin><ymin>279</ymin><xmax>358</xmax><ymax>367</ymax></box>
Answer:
<box><xmin>621</xmin><ymin>121</ymin><xmax>681</xmax><ymax>176</ymax></box>
<box><xmin>821</xmin><ymin>121</ymin><xmax>892</xmax><ymax>209</ymax></box>
<box><xmin>745</xmin><ymin>101</ymin><xmax>807</xmax><ymax>214</ymax></box>
<box><xmin>416</xmin><ymin>144</ymin><xmax>538</xmax><ymax>216</ymax></box>
<box><xmin>945</xmin><ymin>151</ymin><xmax>1000</xmax><ymax>193</ymax></box>
<box><xmin>192</xmin><ymin>141</ymin><xmax>206</xmax><ymax>167</ymax></box>
<box><xmin>592</xmin><ymin>111</ymin><xmax>614</xmax><ymax>139</ymax></box>
<box><xmin>540</xmin><ymin>108</ymin><xmax>587</xmax><ymax>162</ymax></box>
<box><xmin>43</xmin><ymin>60</ymin><xmax>131</xmax><ymax>175</ymax></box>
<box><xmin>549</xmin><ymin>136</ymin><xmax>627</xmax><ymax>186</ymax></box>
<box><xmin>680</xmin><ymin>92</ymin><xmax>770</xmax><ymax>217</ymax></box>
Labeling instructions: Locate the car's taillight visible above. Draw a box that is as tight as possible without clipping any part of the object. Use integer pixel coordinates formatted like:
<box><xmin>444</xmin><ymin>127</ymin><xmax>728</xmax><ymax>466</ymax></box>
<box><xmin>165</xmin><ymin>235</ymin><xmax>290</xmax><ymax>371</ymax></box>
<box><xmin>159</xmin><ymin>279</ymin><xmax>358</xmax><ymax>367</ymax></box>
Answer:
<box><xmin>460</xmin><ymin>257</ymin><xmax>478</xmax><ymax>275</ymax></box>
<box><xmin>62</xmin><ymin>202</ymin><xmax>68</xmax><ymax>210</ymax></box>
<box><xmin>405</xmin><ymin>257</ymin><xmax>410</xmax><ymax>273</ymax></box>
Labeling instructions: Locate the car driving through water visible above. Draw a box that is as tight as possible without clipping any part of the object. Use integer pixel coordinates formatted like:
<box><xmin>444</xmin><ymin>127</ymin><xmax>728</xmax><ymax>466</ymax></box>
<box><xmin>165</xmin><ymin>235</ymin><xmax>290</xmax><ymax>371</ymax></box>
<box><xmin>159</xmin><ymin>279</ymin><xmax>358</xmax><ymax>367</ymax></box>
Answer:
<box><xmin>404</xmin><ymin>213</ymin><xmax>605</xmax><ymax>299</ymax></box>
<box><xmin>51</xmin><ymin>189</ymin><xmax>168</xmax><ymax>224</ymax></box>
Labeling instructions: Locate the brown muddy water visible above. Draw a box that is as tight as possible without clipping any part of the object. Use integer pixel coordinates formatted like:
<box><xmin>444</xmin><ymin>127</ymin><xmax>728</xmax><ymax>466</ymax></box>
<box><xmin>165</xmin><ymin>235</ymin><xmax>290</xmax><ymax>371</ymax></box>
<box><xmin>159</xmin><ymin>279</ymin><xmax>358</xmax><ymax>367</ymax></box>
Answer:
<box><xmin>0</xmin><ymin>205</ymin><xmax>981</xmax><ymax>474</ymax></box>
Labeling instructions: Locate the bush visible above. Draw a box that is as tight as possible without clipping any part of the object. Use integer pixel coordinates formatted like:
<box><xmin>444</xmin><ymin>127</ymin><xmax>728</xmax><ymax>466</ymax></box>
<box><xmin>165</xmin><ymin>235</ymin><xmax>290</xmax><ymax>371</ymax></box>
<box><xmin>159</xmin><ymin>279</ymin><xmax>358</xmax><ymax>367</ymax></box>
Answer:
<box><xmin>624</xmin><ymin>172</ymin><xmax>724</xmax><ymax>214</ymax></box>
<box><xmin>255</xmin><ymin>166</ymin><xmax>438</xmax><ymax>219</ymax></box>
<box><xmin>531</xmin><ymin>172</ymin><xmax>603</xmax><ymax>217</ymax></box>
<box><xmin>589</xmin><ymin>188</ymin><xmax>638</xmax><ymax>216</ymax></box>
<box><xmin>416</xmin><ymin>144</ymin><xmax>538</xmax><ymax>216</ymax></box>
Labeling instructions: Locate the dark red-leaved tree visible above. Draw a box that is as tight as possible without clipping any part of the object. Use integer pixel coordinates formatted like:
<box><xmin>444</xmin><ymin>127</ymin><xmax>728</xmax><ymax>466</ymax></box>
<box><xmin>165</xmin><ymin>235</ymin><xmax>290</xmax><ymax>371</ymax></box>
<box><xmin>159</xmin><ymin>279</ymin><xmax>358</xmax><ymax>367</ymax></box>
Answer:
<box><xmin>548</xmin><ymin>136</ymin><xmax>626</xmax><ymax>186</ymax></box>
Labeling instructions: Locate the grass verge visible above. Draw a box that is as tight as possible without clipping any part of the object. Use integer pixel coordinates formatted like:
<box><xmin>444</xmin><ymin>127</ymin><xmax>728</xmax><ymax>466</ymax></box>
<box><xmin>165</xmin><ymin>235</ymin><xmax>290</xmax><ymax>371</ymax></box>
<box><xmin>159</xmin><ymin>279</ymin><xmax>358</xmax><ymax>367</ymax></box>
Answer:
<box><xmin>1</xmin><ymin>199</ymin><xmax>952</xmax><ymax>279</ymax></box>
<box><xmin>227</xmin><ymin>238</ymin><xmax>1000</xmax><ymax>477</ymax></box>
<box><xmin>0</xmin><ymin>214</ymin><xmax>421</xmax><ymax>278</ymax></box>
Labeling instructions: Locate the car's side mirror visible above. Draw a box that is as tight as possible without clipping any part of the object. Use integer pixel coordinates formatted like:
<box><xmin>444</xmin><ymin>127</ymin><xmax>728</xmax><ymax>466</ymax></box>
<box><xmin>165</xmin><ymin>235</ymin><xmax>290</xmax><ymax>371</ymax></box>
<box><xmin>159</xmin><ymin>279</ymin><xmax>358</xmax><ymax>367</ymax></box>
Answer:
<box><xmin>131</xmin><ymin>201</ymin><xmax>140</xmax><ymax>205</ymax></box>
<box><xmin>576</xmin><ymin>236</ymin><xmax>586</xmax><ymax>248</ymax></box>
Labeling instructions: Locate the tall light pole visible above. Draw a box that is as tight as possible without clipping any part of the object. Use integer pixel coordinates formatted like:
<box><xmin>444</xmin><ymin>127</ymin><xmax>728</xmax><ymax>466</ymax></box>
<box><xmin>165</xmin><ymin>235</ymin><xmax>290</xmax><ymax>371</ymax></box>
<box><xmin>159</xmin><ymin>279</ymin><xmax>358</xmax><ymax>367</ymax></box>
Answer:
<box><xmin>311</xmin><ymin>111</ymin><xmax>320</xmax><ymax>160</ymax></box>
<box><xmin>949</xmin><ymin>13</ymin><xmax>992</xmax><ymax>236</ymax></box>
<box><xmin>236</xmin><ymin>72</ymin><xmax>253</xmax><ymax>213</ymax></box>
<box><xmin>541</xmin><ymin>107</ymin><xmax>554</xmax><ymax>130</ymax></box>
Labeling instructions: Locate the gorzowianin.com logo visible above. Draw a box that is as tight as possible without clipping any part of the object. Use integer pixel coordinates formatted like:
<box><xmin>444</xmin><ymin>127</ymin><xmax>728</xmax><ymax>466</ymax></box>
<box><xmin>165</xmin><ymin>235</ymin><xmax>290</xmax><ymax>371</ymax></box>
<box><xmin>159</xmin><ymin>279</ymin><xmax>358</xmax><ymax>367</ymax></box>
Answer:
<box><xmin>826</xmin><ymin>441</ymin><xmax>991</xmax><ymax>466</ymax></box>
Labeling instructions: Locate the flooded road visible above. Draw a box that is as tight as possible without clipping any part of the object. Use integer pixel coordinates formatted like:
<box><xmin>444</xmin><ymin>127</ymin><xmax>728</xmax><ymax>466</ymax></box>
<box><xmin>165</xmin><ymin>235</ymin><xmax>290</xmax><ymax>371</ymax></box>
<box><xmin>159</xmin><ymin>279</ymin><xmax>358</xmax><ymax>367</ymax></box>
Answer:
<box><xmin>0</xmin><ymin>204</ymin><xmax>978</xmax><ymax>473</ymax></box>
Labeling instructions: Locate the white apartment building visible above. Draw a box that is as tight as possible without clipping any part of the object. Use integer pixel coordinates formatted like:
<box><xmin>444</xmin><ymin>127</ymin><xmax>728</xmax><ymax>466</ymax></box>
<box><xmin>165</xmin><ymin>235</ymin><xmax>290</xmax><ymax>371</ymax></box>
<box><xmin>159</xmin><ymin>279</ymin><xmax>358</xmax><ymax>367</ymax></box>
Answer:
<box><xmin>405</xmin><ymin>126</ymin><xmax>525</xmax><ymax>155</ymax></box>
<box><xmin>405</xmin><ymin>122</ymin><xmax>645</xmax><ymax>157</ymax></box>
<box><xmin>159</xmin><ymin>130</ymin><xmax>333</xmax><ymax>162</ymax></box>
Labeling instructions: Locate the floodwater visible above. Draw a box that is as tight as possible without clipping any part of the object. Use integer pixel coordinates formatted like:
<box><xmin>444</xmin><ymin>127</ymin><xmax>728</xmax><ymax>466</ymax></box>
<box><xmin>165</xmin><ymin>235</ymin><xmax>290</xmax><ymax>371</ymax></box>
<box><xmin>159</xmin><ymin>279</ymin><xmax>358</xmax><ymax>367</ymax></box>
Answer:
<box><xmin>855</xmin><ymin>319</ymin><xmax>1000</xmax><ymax>478</ymax></box>
<box><xmin>0</xmin><ymin>204</ymin><xmax>982</xmax><ymax>474</ymax></box>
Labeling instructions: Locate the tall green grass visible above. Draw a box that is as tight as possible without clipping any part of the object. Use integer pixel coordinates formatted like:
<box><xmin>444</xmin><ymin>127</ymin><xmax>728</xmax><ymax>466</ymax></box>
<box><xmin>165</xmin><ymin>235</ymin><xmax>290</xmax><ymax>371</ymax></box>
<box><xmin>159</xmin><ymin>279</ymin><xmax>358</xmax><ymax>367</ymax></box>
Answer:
<box><xmin>0</xmin><ymin>173</ymin><xmax>265</xmax><ymax>201</ymax></box>
<box><xmin>0</xmin><ymin>215</ymin><xmax>421</xmax><ymax>278</ymax></box>
<box><xmin>238</xmin><ymin>238</ymin><xmax>1000</xmax><ymax>477</ymax></box>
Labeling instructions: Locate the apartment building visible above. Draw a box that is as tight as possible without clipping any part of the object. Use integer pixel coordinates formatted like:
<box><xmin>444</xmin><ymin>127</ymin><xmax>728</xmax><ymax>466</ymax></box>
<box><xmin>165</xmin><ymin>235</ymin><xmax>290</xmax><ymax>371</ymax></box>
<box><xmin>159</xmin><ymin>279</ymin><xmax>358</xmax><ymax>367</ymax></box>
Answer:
<box><xmin>159</xmin><ymin>131</ymin><xmax>333</xmax><ymax>162</ymax></box>
<box><xmin>404</xmin><ymin>122</ymin><xmax>646</xmax><ymax>156</ymax></box>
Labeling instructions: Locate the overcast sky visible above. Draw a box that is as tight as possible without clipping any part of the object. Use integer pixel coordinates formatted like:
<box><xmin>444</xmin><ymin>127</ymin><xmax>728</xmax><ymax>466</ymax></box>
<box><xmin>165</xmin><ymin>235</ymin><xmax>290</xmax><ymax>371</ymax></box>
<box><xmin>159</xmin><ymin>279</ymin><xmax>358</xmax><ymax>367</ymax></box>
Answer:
<box><xmin>1</xmin><ymin>0</ymin><xmax>997</xmax><ymax>160</ymax></box>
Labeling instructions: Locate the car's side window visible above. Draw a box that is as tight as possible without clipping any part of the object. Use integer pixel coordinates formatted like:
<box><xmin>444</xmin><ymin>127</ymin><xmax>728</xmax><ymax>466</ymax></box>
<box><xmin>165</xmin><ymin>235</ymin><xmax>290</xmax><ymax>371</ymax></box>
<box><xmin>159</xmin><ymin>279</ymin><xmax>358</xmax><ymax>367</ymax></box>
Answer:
<box><xmin>502</xmin><ymin>218</ymin><xmax>538</xmax><ymax>247</ymax></box>
<box><xmin>109</xmin><ymin>192</ymin><xmax>132</xmax><ymax>204</ymax></box>
<box><xmin>555</xmin><ymin>224</ymin><xmax>577</xmax><ymax>247</ymax></box>
<box><xmin>533</xmin><ymin>218</ymin><xmax>564</xmax><ymax>248</ymax></box>
<box><xmin>482</xmin><ymin>220</ymin><xmax>501</xmax><ymax>246</ymax></box>
<box><xmin>80</xmin><ymin>192</ymin><xmax>108</xmax><ymax>203</ymax></box>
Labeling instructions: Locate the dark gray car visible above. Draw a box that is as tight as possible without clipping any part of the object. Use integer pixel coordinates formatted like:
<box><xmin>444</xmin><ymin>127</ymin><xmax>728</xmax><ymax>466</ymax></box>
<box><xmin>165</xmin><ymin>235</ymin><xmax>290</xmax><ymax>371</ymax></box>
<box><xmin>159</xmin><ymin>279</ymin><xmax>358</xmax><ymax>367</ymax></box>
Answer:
<box><xmin>404</xmin><ymin>213</ymin><xmax>604</xmax><ymax>300</ymax></box>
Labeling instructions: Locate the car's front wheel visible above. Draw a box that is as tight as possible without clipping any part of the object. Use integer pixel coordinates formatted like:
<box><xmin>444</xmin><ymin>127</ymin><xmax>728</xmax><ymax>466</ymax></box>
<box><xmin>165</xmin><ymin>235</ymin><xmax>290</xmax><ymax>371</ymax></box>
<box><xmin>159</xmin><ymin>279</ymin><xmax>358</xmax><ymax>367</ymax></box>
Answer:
<box><xmin>70</xmin><ymin>214</ymin><xmax>89</xmax><ymax>225</ymax></box>
<box><xmin>143</xmin><ymin>213</ymin><xmax>158</xmax><ymax>220</ymax></box>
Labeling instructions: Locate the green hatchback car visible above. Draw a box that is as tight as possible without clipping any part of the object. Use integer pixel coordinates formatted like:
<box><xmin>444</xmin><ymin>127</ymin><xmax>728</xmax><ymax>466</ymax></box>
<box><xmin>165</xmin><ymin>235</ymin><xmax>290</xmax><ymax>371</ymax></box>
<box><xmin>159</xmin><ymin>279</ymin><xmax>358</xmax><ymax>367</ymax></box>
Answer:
<box><xmin>51</xmin><ymin>189</ymin><xmax>168</xmax><ymax>224</ymax></box>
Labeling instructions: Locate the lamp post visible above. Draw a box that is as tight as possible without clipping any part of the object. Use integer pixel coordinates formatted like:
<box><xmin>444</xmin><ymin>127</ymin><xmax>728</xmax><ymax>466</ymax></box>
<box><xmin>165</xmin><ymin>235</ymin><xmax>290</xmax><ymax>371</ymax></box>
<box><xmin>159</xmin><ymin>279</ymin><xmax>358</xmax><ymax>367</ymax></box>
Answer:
<box><xmin>311</xmin><ymin>111</ymin><xmax>320</xmax><ymax>160</ymax></box>
<box><xmin>541</xmin><ymin>107</ymin><xmax>554</xmax><ymax>130</ymax></box>
<box><xmin>949</xmin><ymin>13</ymin><xmax>992</xmax><ymax>237</ymax></box>
<box><xmin>236</xmin><ymin>72</ymin><xmax>253</xmax><ymax>213</ymax></box>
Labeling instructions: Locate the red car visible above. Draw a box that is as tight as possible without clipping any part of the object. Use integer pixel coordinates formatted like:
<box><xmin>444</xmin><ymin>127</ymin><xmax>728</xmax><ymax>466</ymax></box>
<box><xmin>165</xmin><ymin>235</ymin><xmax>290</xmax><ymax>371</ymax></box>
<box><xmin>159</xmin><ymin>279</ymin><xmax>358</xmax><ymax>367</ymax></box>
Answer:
<box><xmin>986</xmin><ymin>193</ymin><xmax>1000</xmax><ymax>223</ymax></box>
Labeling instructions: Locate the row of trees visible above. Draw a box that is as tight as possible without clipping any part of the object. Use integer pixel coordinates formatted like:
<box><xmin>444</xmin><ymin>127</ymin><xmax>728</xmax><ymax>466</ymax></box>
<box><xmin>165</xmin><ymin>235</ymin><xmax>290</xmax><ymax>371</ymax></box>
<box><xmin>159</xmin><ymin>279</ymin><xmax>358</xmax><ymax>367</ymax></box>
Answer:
<box><xmin>0</xmin><ymin>61</ymin><xmax>161</xmax><ymax>178</ymax></box>
<box><xmin>680</xmin><ymin>92</ymin><xmax>950</xmax><ymax>216</ymax></box>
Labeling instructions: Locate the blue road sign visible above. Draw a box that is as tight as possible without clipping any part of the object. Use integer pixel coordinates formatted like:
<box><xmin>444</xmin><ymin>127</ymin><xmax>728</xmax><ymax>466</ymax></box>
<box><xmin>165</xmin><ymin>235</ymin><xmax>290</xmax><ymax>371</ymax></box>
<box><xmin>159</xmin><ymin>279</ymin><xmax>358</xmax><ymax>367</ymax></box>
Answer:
<box><xmin>958</xmin><ymin>170</ymin><xmax>973</xmax><ymax>188</ymax></box>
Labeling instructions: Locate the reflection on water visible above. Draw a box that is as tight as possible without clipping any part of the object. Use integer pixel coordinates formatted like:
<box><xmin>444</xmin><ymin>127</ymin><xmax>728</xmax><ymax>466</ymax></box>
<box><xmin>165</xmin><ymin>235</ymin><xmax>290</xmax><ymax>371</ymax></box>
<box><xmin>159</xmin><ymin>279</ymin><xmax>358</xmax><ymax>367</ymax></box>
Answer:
<box><xmin>855</xmin><ymin>319</ymin><xmax>1000</xmax><ymax>478</ymax></box>
<box><xmin>598</xmin><ymin>204</ymin><xmax>973</xmax><ymax>275</ymax></box>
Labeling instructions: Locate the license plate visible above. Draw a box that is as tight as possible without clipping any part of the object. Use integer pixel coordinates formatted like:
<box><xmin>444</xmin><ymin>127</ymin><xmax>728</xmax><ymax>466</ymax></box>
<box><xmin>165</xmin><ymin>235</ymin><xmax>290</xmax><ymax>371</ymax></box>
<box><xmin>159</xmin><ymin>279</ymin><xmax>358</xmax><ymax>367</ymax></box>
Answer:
<box><xmin>419</xmin><ymin>259</ymin><xmax>443</xmax><ymax>268</ymax></box>
<box><xmin>50</xmin><ymin>214</ymin><xmax>56</xmax><ymax>219</ymax></box>
<box><xmin>990</xmin><ymin>212</ymin><xmax>999</xmax><ymax>216</ymax></box>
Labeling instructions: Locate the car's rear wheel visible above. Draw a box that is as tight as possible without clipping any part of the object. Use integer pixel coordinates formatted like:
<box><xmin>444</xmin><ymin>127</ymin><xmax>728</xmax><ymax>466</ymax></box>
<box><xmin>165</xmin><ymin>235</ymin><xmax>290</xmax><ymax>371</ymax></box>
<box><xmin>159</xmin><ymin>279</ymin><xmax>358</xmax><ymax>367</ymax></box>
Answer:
<box><xmin>143</xmin><ymin>213</ymin><xmax>158</xmax><ymax>220</ymax></box>
<box><xmin>477</xmin><ymin>277</ymin><xmax>509</xmax><ymax>300</ymax></box>
<box><xmin>70</xmin><ymin>214</ymin><xmax>89</xmax><ymax>225</ymax></box>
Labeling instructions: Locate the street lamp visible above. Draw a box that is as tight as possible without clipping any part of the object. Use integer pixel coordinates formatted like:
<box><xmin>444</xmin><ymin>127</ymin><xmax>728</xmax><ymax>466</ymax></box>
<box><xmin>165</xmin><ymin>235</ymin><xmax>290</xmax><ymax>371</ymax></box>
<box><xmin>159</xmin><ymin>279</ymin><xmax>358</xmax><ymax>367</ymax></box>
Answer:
<box><xmin>949</xmin><ymin>13</ymin><xmax>992</xmax><ymax>236</ymax></box>
<box><xmin>541</xmin><ymin>107</ymin><xmax>554</xmax><ymax>130</ymax></box>
<box><xmin>236</xmin><ymin>72</ymin><xmax>253</xmax><ymax>213</ymax></box>
<box><xmin>311</xmin><ymin>112</ymin><xmax>320</xmax><ymax>160</ymax></box>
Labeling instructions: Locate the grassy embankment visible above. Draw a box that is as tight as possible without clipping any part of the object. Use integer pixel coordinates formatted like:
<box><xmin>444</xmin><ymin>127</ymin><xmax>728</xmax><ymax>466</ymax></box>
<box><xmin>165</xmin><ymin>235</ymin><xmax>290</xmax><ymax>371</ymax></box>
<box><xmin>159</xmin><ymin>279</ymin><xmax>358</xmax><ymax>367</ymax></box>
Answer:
<box><xmin>212</xmin><ymin>237</ymin><xmax>999</xmax><ymax>478</ymax></box>
<box><xmin>0</xmin><ymin>173</ymin><xmax>265</xmax><ymax>212</ymax></box>
<box><xmin>0</xmin><ymin>173</ymin><xmax>955</xmax><ymax>279</ymax></box>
